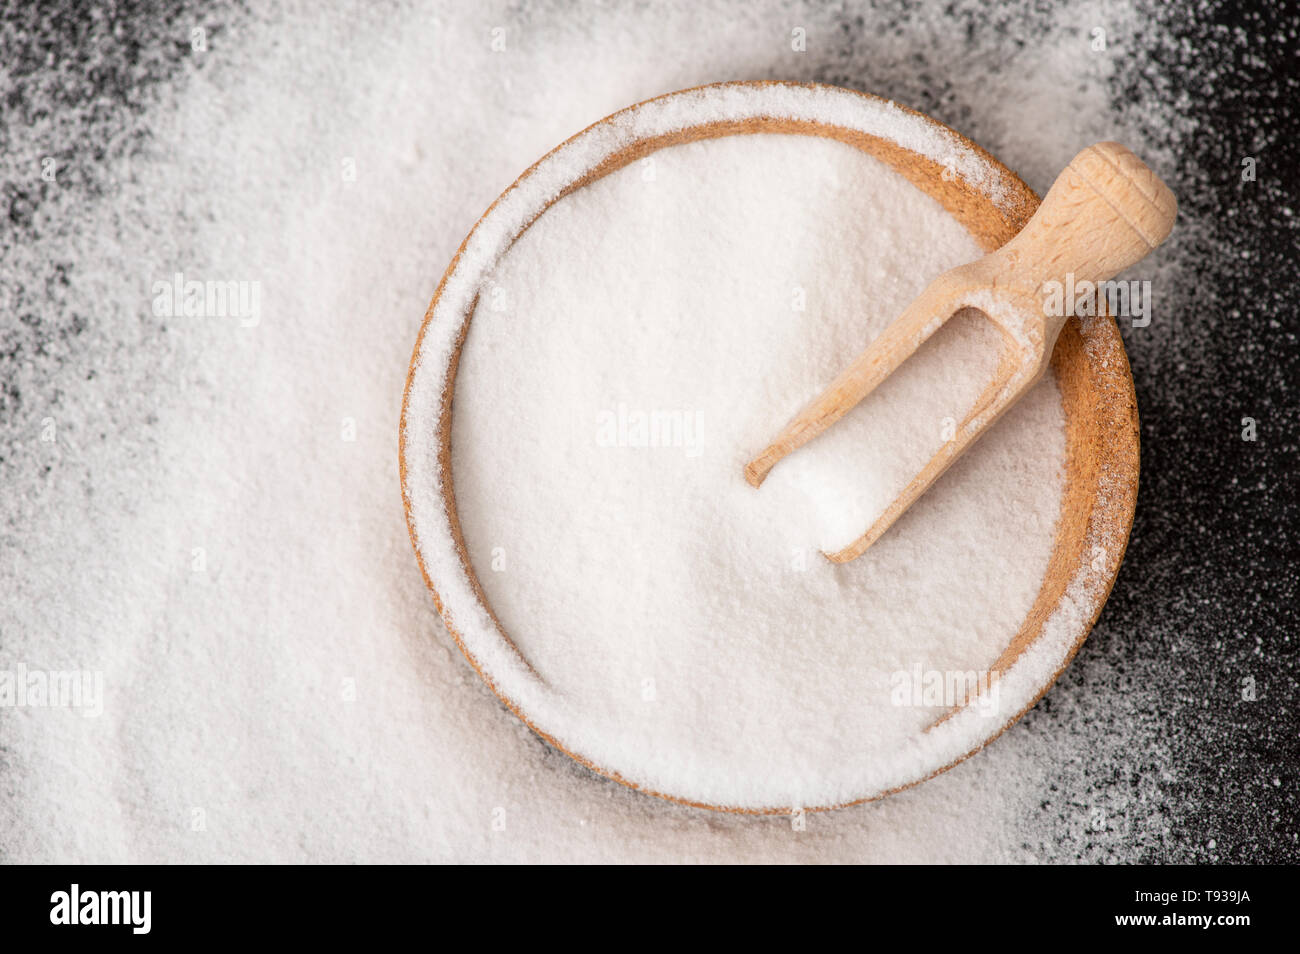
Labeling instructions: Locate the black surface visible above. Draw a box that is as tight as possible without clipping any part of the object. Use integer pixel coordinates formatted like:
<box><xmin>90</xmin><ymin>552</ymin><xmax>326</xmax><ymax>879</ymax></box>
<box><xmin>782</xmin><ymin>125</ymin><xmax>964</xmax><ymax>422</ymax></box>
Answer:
<box><xmin>1033</xmin><ymin>1</ymin><xmax>1299</xmax><ymax>863</ymax></box>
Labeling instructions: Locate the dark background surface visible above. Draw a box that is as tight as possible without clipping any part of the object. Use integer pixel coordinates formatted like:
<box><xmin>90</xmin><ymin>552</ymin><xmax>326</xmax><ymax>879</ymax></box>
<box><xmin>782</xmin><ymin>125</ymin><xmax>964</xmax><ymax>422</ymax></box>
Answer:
<box><xmin>1044</xmin><ymin>0</ymin><xmax>1299</xmax><ymax>863</ymax></box>
<box><xmin>3</xmin><ymin>0</ymin><xmax>1296</xmax><ymax>862</ymax></box>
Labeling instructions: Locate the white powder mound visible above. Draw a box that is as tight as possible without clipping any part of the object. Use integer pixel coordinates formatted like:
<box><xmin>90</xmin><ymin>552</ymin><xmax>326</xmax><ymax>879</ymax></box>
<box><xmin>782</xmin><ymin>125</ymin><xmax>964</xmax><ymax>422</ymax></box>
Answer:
<box><xmin>418</xmin><ymin>98</ymin><xmax>1069</xmax><ymax>810</ymax></box>
<box><xmin>2</xmin><ymin>0</ymin><xmax>1176</xmax><ymax>861</ymax></box>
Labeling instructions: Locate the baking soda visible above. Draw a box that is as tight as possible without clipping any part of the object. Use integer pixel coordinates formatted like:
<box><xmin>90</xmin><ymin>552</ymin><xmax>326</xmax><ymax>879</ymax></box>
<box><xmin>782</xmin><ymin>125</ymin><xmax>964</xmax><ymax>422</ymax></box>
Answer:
<box><xmin>3</xmin><ymin>0</ymin><xmax>1193</xmax><ymax>861</ymax></box>
<box><xmin>426</xmin><ymin>115</ymin><xmax>1067</xmax><ymax>809</ymax></box>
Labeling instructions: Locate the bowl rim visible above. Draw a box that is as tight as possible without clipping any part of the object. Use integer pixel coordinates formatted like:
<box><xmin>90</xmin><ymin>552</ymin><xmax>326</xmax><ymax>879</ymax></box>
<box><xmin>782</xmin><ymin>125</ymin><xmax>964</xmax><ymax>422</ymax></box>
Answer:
<box><xmin>398</xmin><ymin>80</ymin><xmax>1141</xmax><ymax>814</ymax></box>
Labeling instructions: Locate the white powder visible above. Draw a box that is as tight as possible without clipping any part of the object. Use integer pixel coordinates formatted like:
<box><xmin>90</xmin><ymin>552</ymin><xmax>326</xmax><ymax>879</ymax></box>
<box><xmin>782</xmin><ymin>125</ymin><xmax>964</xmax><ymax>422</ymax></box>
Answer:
<box><xmin>412</xmin><ymin>101</ymin><xmax>1069</xmax><ymax>810</ymax></box>
<box><xmin>4</xmin><ymin>0</ymin><xmax>1181</xmax><ymax>861</ymax></box>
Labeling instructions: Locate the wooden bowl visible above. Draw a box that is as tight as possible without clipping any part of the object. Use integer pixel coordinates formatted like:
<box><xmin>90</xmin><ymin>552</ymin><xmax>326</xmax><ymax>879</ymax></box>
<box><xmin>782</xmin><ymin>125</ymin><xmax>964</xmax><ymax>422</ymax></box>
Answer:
<box><xmin>399</xmin><ymin>81</ymin><xmax>1140</xmax><ymax>813</ymax></box>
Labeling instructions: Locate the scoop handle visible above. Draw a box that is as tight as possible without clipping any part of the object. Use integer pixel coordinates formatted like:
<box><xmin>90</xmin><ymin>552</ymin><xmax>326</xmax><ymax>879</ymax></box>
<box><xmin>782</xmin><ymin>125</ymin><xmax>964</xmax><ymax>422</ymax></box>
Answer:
<box><xmin>743</xmin><ymin>142</ymin><xmax>1177</xmax><ymax>502</ymax></box>
<box><xmin>986</xmin><ymin>142</ymin><xmax>1177</xmax><ymax>294</ymax></box>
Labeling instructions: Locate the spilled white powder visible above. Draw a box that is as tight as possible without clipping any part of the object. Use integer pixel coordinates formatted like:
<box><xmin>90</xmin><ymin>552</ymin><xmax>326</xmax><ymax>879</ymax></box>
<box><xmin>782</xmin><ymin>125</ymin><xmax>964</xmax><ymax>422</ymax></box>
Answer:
<box><xmin>431</xmin><ymin>126</ymin><xmax>1067</xmax><ymax>809</ymax></box>
<box><xmin>4</xmin><ymin>1</ymin><xmax>1172</xmax><ymax>861</ymax></box>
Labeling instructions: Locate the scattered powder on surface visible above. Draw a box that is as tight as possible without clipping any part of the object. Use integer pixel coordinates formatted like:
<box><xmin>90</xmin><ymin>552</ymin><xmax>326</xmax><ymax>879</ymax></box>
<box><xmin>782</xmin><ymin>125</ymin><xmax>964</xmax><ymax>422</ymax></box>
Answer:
<box><xmin>4</xmin><ymin>0</ymin><xmax>1287</xmax><ymax>862</ymax></box>
<box><xmin>441</xmin><ymin>129</ymin><xmax>1063</xmax><ymax>808</ymax></box>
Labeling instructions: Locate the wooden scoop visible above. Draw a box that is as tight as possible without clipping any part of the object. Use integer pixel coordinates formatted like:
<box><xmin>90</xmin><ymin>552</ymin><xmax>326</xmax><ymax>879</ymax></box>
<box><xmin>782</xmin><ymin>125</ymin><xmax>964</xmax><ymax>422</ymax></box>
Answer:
<box><xmin>744</xmin><ymin>142</ymin><xmax>1176</xmax><ymax>563</ymax></box>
